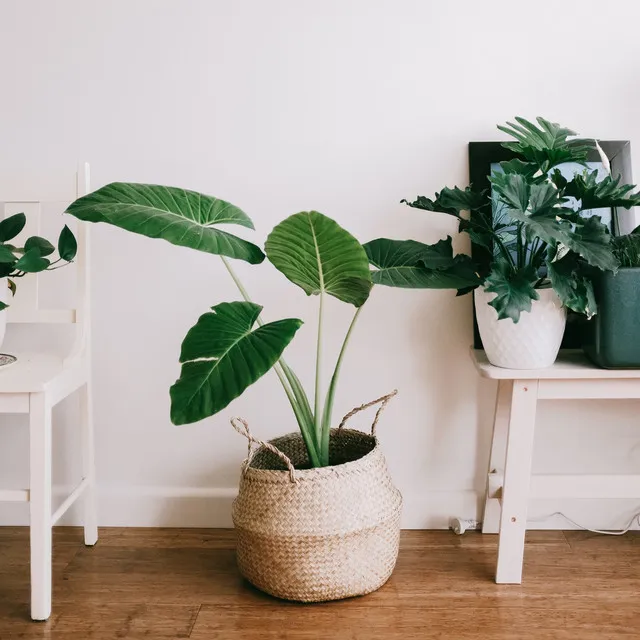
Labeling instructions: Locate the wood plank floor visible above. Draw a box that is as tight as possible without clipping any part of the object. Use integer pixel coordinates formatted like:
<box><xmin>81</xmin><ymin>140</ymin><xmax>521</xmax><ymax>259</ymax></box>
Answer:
<box><xmin>0</xmin><ymin>528</ymin><xmax>639</xmax><ymax>639</ymax></box>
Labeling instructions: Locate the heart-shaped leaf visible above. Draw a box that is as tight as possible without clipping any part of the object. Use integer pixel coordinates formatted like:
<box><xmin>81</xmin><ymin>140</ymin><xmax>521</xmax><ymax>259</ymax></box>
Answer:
<box><xmin>66</xmin><ymin>183</ymin><xmax>265</xmax><ymax>264</ymax></box>
<box><xmin>170</xmin><ymin>301</ymin><xmax>303</xmax><ymax>425</ymax></box>
<box><xmin>14</xmin><ymin>249</ymin><xmax>50</xmax><ymax>273</ymax></box>
<box><xmin>265</xmin><ymin>211</ymin><xmax>372</xmax><ymax>307</ymax></box>
<box><xmin>0</xmin><ymin>245</ymin><xmax>17</xmax><ymax>264</ymax></box>
<box><xmin>0</xmin><ymin>213</ymin><xmax>26</xmax><ymax>242</ymax></box>
<box><xmin>24</xmin><ymin>236</ymin><xmax>55</xmax><ymax>257</ymax></box>
<box><xmin>58</xmin><ymin>225</ymin><xmax>78</xmax><ymax>261</ymax></box>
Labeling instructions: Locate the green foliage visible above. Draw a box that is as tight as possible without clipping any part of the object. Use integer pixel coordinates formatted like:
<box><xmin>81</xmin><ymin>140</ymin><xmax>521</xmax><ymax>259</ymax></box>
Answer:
<box><xmin>170</xmin><ymin>302</ymin><xmax>303</xmax><ymax>425</ymax></box>
<box><xmin>64</xmin><ymin>183</ymin><xmax>383</xmax><ymax>468</ymax></box>
<box><xmin>546</xmin><ymin>251</ymin><xmax>597</xmax><ymax>317</ymax></box>
<box><xmin>484</xmin><ymin>262</ymin><xmax>539</xmax><ymax>322</ymax></box>
<box><xmin>385</xmin><ymin>115</ymin><xmax>627</xmax><ymax>322</ymax></box>
<box><xmin>564</xmin><ymin>171</ymin><xmax>640</xmax><ymax>210</ymax></box>
<box><xmin>0</xmin><ymin>214</ymin><xmax>78</xmax><ymax>308</ymax></box>
<box><xmin>58</xmin><ymin>225</ymin><xmax>78</xmax><ymax>261</ymax></box>
<box><xmin>67</xmin><ymin>182</ymin><xmax>265</xmax><ymax>264</ymax></box>
<box><xmin>498</xmin><ymin>117</ymin><xmax>593</xmax><ymax>172</ymax></box>
<box><xmin>612</xmin><ymin>232</ymin><xmax>640</xmax><ymax>268</ymax></box>
<box><xmin>364</xmin><ymin>237</ymin><xmax>481</xmax><ymax>289</ymax></box>
<box><xmin>265</xmin><ymin>211</ymin><xmax>372</xmax><ymax>307</ymax></box>
<box><xmin>401</xmin><ymin>186</ymin><xmax>486</xmax><ymax>216</ymax></box>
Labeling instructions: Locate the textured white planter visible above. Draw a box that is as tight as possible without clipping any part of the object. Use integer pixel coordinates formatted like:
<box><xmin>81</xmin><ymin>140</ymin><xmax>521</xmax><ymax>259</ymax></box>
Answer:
<box><xmin>475</xmin><ymin>286</ymin><xmax>566</xmax><ymax>369</ymax></box>
<box><xmin>0</xmin><ymin>278</ymin><xmax>8</xmax><ymax>349</ymax></box>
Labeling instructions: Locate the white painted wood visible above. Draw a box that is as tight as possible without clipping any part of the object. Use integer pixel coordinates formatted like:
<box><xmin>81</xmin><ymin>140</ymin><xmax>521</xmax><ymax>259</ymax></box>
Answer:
<box><xmin>0</xmin><ymin>489</ymin><xmax>29</xmax><ymax>502</ymax></box>
<box><xmin>496</xmin><ymin>380</ymin><xmax>538</xmax><ymax>584</ymax></box>
<box><xmin>471</xmin><ymin>348</ymin><xmax>640</xmax><ymax>380</ymax></box>
<box><xmin>51</xmin><ymin>477</ymin><xmax>89</xmax><ymax>526</ymax></box>
<box><xmin>482</xmin><ymin>380</ymin><xmax>512</xmax><ymax>534</ymax></box>
<box><xmin>0</xmin><ymin>393</ymin><xmax>30</xmax><ymax>413</ymax></box>
<box><xmin>80</xmin><ymin>381</ymin><xmax>98</xmax><ymax>545</ymax></box>
<box><xmin>0</xmin><ymin>163</ymin><xmax>97</xmax><ymax>621</ymax></box>
<box><xmin>538</xmin><ymin>378</ymin><xmax>640</xmax><ymax>399</ymax></box>
<box><xmin>29</xmin><ymin>392</ymin><xmax>52</xmax><ymax>621</ymax></box>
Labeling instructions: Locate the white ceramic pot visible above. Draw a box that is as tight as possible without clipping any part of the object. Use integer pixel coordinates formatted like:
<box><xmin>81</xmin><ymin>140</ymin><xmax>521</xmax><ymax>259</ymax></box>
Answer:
<box><xmin>475</xmin><ymin>286</ymin><xmax>566</xmax><ymax>369</ymax></box>
<box><xmin>0</xmin><ymin>278</ymin><xmax>8</xmax><ymax>348</ymax></box>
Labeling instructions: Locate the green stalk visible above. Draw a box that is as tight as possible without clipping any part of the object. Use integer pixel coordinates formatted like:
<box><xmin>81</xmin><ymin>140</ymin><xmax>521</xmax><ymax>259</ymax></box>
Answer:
<box><xmin>314</xmin><ymin>289</ymin><xmax>325</xmax><ymax>454</ymax></box>
<box><xmin>220</xmin><ymin>256</ymin><xmax>320</xmax><ymax>466</ymax></box>
<box><xmin>320</xmin><ymin>306</ymin><xmax>363</xmax><ymax>463</ymax></box>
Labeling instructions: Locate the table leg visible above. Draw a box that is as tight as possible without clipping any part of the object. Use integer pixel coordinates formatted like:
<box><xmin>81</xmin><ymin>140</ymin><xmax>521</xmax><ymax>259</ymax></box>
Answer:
<box><xmin>482</xmin><ymin>380</ymin><xmax>513</xmax><ymax>534</ymax></box>
<box><xmin>496</xmin><ymin>379</ymin><xmax>538</xmax><ymax>584</ymax></box>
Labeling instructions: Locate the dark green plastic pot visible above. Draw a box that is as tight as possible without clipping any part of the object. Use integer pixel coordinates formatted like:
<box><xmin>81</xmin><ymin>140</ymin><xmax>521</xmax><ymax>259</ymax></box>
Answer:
<box><xmin>583</xmin><ymin>268</ymin><xmax>640</xmax><ymax>368</ymax></box>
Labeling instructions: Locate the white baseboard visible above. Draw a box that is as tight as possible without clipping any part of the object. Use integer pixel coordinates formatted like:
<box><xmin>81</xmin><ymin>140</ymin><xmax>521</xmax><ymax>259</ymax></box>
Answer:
<box><xmin>1</xmin><ymin>486</ymin><xmax>639</xmax><ymax>531</ymax></box>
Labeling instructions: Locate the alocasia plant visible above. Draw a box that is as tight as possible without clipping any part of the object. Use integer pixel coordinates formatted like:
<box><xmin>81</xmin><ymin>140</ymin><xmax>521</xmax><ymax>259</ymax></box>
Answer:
<box><xmin>67</xmin><ymin>187</ymin><xmax>471</xmax><ymax>467</ymax></box>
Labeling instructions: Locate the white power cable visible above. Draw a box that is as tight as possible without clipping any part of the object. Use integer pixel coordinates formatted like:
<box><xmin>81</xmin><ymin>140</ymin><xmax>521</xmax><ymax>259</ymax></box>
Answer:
<box><xmin>541</xmin><ymin>511</ymin><xmax>640</xmax><ymax>536</ymax></box>
<box><xmin>450</xmin><ymin>510</ymin><xmax>640</xmax><ymax>536</ymax></box>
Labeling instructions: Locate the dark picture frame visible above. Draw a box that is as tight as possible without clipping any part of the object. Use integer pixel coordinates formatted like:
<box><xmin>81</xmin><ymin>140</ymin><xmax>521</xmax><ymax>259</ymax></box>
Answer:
<box><xmin>468</xmin><ymin>140</ymin><xmax>633</xmax><ymax>349</ymax></box>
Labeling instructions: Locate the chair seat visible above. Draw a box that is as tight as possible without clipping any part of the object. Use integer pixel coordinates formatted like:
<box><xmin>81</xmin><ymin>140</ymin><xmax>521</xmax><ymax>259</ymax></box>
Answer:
<box><xmin>0</xmin><ymin>352</ymin><xmax>82</xmax><ymax>393</ymax></box>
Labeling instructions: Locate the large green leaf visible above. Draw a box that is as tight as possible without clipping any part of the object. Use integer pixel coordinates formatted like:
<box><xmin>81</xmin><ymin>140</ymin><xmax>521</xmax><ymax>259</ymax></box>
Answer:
<box><xmin>546</xmin><ymin>252</ymin><xmax>597</xmax><ymax>317</ymax></box>
<box><xmin>364</xmin><ymin>237</ymin><xmax>482</xmax><ymax>289</ymax></box>
<box><xmin>492</xmin><ymin>174</ymin><xmax>573</xmax><ymax>246</ymax></box>
<box><xmin>484</xmin><ymin>262</ymin><xmax>539</xmax><ymax>323</ymax></box>
<box><xmin>170</xmin><ymin>301</ymin><xmax>302</xmax><ymax>425</ymax></box>
<box><xmin>401</xmin><ymin>186</ymin><xmax>486</xmax><ymax>216</ymax></box>
<box><xmin>567</xmin><ymin>216</ymin><xmax>618</xmax><ymax>272</ymax></box>
<box><xmin>66</xmin><ymin>182</ymin><xmax>265</xmax><ymax>264</ymax></box>
<box><xmin>265</xmin><ymin>211</ymin><xmax>372</xmax><ymax>307</ymax></box>
<box><xmin>564</xmin><ymin>172</ymin><xmax>640</xmax><ymax>210</ymax></box>
<box><xmin>498</xmin><ymin>116</ymin><xmax>593</xmax><ymax>170</ymax></box>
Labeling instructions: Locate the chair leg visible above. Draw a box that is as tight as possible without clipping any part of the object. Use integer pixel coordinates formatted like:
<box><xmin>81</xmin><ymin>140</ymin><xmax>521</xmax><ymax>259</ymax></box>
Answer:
<box><xmin>495</xmin><ymin>379</ymin><xmax>538</xmax><ymax>584</ymax></box>
<box><xmin>79</xmin><ymin>380</ymin><xmax>98</xmax><ymax>546</ymax></box>
<box><xmin>482</xmin><ymin>380</ymin><xmax>513</xmax><ymax>534</ymax></box>
<box><xmin>29</xmin><ymin>392</ymin><xmax>53</xmax><ymax>621</ymax></box>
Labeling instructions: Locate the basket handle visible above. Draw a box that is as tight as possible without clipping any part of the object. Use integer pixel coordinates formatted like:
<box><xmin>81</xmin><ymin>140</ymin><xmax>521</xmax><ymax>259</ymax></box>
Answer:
<box><xmin>231</xmin><ymin>417</ymin><xmax>298</xmax><ymax>483</ymax></box>
<box><xmin>337</xmin><ymin>389</ymin><xmax>398</xmax><ymax>437</ymax></box>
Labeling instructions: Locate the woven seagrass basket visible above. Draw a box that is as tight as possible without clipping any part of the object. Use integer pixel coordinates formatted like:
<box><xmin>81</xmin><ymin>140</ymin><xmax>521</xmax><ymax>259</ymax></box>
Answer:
<box><xmin>231</xmin><ymin>392</ymin><xmax>402</xmax><ymax>602</ymax></box>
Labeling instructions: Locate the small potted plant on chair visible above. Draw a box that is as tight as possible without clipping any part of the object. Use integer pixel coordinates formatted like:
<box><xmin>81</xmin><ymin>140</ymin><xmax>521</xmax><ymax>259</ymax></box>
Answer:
<box><xmin>365</xmin><ymin>117</ymin><xmax>640</xmax><ymax>369</ymax></box>
<box><xmin>65</xmin><ymin>184</ymin><xmax>478</xmax><ymax>601</ymax></box>
<box><xmin>0</xmin><ymin>212</ymin><xmax>76</xmax><ymax>348</ymax></box>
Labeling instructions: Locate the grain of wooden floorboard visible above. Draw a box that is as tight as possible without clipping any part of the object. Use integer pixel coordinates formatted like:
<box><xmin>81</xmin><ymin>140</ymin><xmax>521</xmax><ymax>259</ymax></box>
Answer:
<box><xmin>0</xmin><ymin>528</ymin><xmax>638</xmax><ymax>638</ymax></box>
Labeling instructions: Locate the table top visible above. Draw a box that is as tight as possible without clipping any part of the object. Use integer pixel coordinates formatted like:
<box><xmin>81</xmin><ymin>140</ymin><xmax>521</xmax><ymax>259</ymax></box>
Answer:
<box><xmin>470</xmin><ymin>348</ymin><xmax>640</xmax><ymax>380</ymax></box>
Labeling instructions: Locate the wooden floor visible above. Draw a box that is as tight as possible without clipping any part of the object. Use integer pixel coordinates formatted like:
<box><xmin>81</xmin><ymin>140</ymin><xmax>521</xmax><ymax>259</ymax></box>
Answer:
<box><xmin>0</xmin><ymin>528</ymin><xmax>639</xmax><ymax>639</ymax></box>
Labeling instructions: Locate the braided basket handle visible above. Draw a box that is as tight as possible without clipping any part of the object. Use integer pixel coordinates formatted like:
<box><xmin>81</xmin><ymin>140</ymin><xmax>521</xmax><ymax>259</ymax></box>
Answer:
<box><xmin>338</xmin><ymin>389</ymin><xmax>398</xmax><ymax>437</ymax></box>
<box><xmin>231</xmin><ymin>417</ymin><xmax>298</xmax><ymax>483</ymax></box>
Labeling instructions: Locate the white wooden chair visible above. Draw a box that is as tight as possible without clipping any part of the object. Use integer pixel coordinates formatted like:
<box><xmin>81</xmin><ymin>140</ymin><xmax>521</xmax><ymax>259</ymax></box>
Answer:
<box><xmin>0</xmin><ymin>163</ymin><xmax>97</xmax><ymax>621</ymax></box>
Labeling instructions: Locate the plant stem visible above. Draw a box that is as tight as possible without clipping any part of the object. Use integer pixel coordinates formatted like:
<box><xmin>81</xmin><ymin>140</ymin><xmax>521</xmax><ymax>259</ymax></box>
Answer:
<box><xmin>320</xmin><ymin>305</ymin><xmax>363</xmax><ymax>462</ymax></box>
<box><xmin>220</xmin><ymin>256</ymin><xmax>321</xmax><ymax>466</ymax></box>
<box><xmin>314</xmin><ymin>289</ymin><xmax>324</xmax><ymax>451</ymax></box>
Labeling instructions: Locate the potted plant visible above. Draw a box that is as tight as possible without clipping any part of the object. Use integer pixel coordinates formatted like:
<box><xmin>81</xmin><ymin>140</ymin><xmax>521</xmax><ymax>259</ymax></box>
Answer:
<box><xmin>365</xmin><ymin>117</ymin><xmax>640</xmax><ymax>369</ymax></box>
<box><xmin>0</xmin><ymin>213</ymin><xmax>77</xmax><ymax>346</ymax></box>
<box><xmin>65</xmin><ymin>184</ymin><xmax>447</xmax><ymax>601</ymax></box>
<box><xmin>584</xmin><ymin>229</ymin><xmax>640</xmax><ymax>368</ymax></box>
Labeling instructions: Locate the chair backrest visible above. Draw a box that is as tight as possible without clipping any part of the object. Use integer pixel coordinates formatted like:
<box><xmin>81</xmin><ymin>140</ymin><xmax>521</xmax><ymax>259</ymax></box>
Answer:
<box><xmin>0</xmin><ymin>163</ymin><xmax>91</xmax><ymax>358</ymax></box>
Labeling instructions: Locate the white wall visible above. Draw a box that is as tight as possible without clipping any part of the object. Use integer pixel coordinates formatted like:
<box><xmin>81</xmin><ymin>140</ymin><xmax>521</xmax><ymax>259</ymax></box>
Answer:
<box><xmin>2</xmin><ymin>0</ymin><xmax>640</xmax><ymax>529</ymax></box>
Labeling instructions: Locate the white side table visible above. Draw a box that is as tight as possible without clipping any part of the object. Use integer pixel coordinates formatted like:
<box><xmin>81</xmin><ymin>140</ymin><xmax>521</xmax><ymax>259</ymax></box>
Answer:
<box><xmin>472</xmin><ymin>348</ymin><xmax>640</xmax><ymax>584</ymax></box>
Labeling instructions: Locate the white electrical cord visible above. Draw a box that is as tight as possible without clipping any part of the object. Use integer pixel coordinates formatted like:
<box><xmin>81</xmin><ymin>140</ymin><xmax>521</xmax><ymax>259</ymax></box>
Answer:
<box><xmin>541</xmin><ymin>511</ymin><xmax>640</xmax><ymax>536</ymax></box>
<box><xmin>450</xmin><ymin>510</ymin><xmax>640</xmax><ymax>536</ymax></box>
